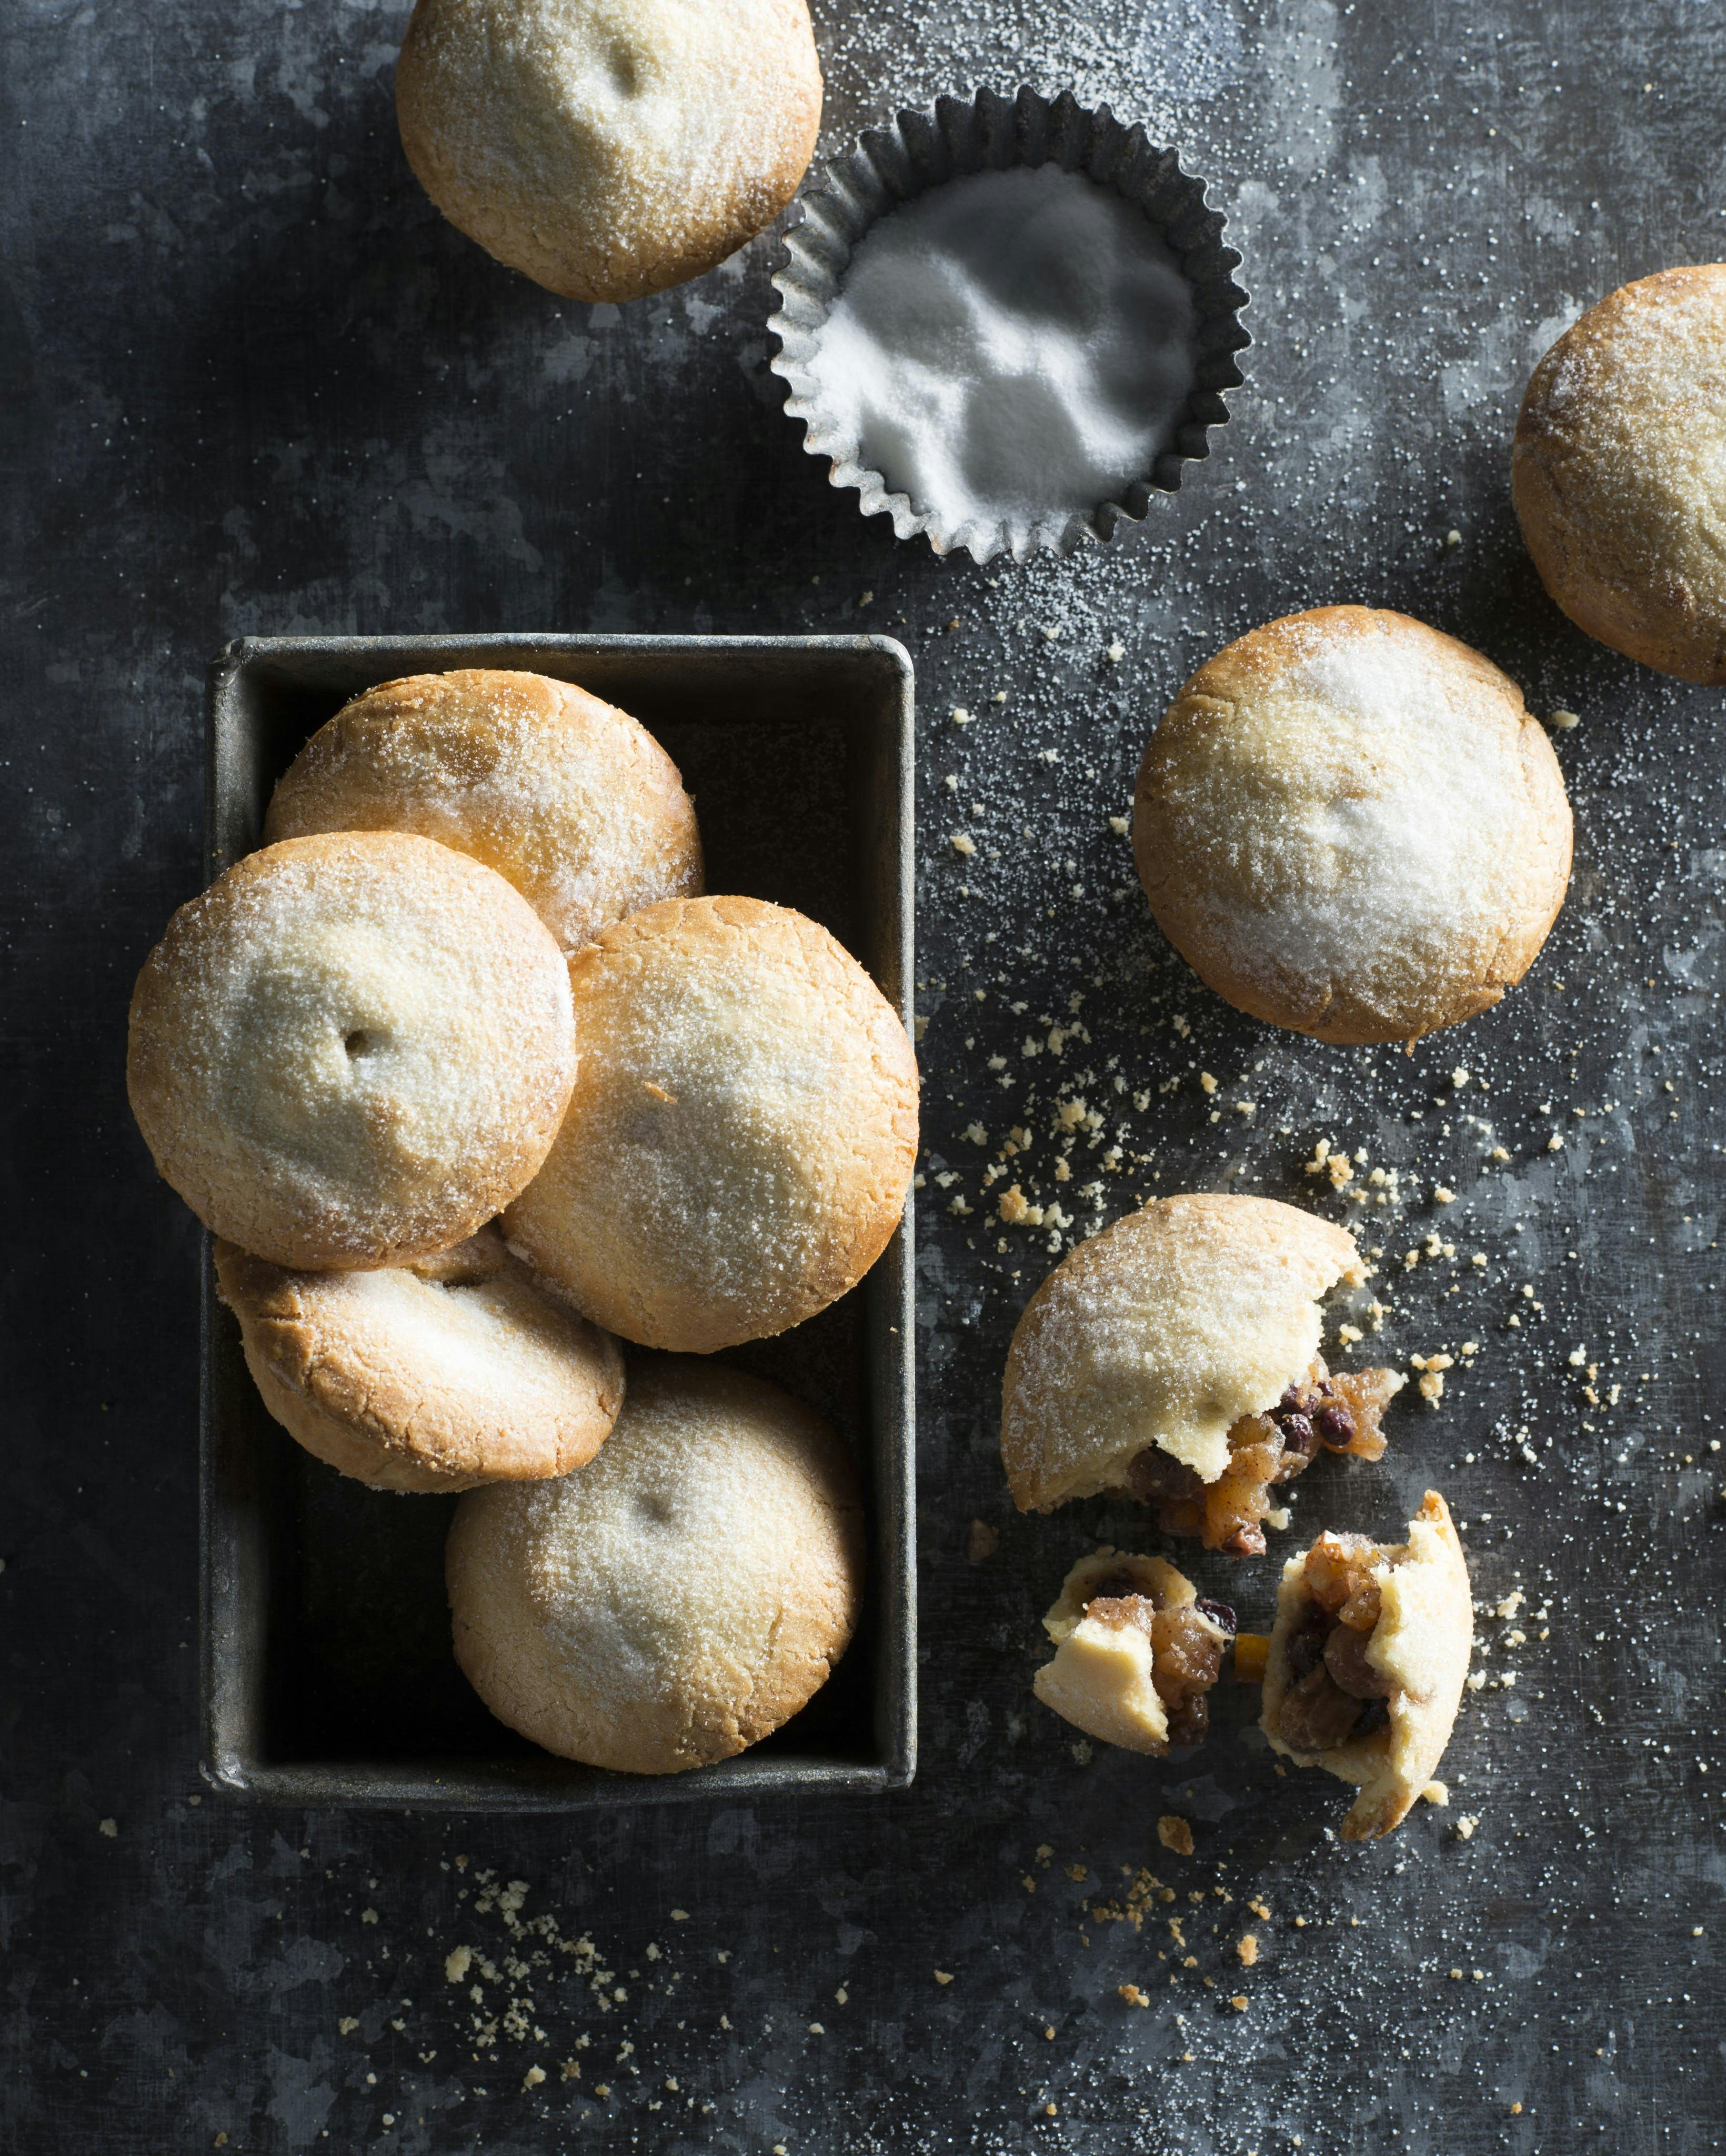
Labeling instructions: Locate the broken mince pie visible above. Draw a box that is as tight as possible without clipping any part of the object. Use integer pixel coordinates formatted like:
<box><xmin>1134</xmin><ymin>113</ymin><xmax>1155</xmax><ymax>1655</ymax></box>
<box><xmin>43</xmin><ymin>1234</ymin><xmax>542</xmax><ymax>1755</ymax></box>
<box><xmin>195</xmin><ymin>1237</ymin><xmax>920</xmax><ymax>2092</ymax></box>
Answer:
<box><xmin>1131</xmin><ymin>1357</ymin><xmax>1401</xmax><ymax>1557</ymax></box>
<box><xmin>1000</xmin><ymin>1193</ymin><xmax>1398</xmax><ymax>1553</ymax></box>
<box><xmin>1033</xmin><ymin>1548</ymin><xmax>1235</xmax><ymax>1754</ymax></box>
<box><xmin>1260</xmin><ymin>1491</ymin><xmax>1472</xmax><ymax>1840</ymax></box>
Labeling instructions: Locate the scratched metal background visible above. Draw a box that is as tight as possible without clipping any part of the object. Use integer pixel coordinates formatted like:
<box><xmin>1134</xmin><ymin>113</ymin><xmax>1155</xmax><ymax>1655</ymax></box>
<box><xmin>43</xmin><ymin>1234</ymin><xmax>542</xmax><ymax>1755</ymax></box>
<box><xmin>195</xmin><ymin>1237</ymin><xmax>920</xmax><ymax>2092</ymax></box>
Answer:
<box><xmin>2</xmin><ymin>1</ymin><xmax>1722</xmax><ymax>2150</ymax></box>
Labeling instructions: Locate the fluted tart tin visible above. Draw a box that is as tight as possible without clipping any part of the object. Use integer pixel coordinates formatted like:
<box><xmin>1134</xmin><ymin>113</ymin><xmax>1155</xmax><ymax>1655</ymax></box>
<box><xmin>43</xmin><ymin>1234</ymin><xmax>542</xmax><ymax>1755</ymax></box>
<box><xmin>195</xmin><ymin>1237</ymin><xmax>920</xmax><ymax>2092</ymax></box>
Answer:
<box><xmin>769</xmin><ymin>85</ymin><xmax>1251</xmax><ymax>565</ymax></box>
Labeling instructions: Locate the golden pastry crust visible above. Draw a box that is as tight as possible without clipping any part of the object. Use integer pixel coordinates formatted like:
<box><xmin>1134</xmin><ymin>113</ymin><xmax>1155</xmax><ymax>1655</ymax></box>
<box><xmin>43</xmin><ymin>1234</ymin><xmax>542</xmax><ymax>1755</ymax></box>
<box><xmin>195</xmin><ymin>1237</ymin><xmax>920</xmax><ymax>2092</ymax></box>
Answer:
<box><xmin>446</xmin><ymin>1359</ymin><xmax>864</xmax><ymax>1772</ymax></box>
<box><xmin>503</xmin><ymin>895</ymin><xmax>919</xmax><ymax>1353</ymax></box>
<box><xmin>127</xmin><ymin>832</ymin><xmax>577</xmax><ymax>1269</ymax></box>
<box><xmin>1513</xmin><ymin>265</ymin><xmax>1726</xmax><ymax>682</ymax></box>
<box><xmin>216</xmin><ymin>1227</ymin><xmax>624</xmax><ymax>1493</ymax></box>
<box><xmin>265</xmin><ymin>670</ymin><xmax>704</xmax><ymax>954</ymax></box>
<box><xmin>1133</xmin><ymin>606</ymin><xmax>1572</xmax><ymax>1045</ymax></box>
<box><xmin>1261</xmin><ymin>1491</ymin><xmax>1473</xmax><ymax>1840</ymax></box>
<box><xmin>396</xmin><ymin>0</ymin><xmax>823</xmax><ymax>304</ymax></box>
<box><xmin>1000</xmin><ymin>1193</ymin><xmax>1359</xmax><ymax>1511</ymax></box>
<box><xmin>1032</xmin><ymin>1548</ymin><xmax>1227</xmax><ymax>1754</ymax></box>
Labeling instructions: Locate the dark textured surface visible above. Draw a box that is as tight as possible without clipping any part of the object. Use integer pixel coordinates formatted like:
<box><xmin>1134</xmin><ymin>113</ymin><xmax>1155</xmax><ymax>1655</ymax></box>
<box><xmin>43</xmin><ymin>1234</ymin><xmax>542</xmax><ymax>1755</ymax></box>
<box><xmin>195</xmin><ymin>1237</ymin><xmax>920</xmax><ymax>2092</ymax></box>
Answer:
<box><xmin>2</xmin><ymin>2</ymin><xmax>1723</xmax><ymax>2151</ymax></box>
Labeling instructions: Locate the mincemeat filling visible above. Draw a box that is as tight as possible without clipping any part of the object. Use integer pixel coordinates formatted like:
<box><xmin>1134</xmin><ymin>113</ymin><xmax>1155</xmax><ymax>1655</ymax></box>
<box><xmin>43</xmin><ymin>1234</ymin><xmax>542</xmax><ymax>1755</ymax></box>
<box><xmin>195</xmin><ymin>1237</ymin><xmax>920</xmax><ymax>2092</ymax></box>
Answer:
<box><xmin>1274</xmin><ymin>1531</ymin><xmax>1394</xmax><ymax>1750</ymax></box>
<box><xmin>1127</xmin><ymin>1359</ymin><xmax>1399</xmax><ymax>1557</ymax></box>
<box><xmin>1081</xmin><ymin>1571</ymin><xmax>1236</xmax><ymax>1748</ymax></box>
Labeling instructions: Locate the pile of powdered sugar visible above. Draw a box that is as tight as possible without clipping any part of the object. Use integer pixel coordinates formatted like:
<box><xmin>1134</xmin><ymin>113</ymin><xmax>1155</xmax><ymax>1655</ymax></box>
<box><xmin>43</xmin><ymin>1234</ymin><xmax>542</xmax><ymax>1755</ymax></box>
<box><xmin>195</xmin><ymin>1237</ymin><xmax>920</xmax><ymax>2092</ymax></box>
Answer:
<box><xmin>805</xmin><ymin>164</ymin><xmax>1198</xmax><ymax>551</ymax></box>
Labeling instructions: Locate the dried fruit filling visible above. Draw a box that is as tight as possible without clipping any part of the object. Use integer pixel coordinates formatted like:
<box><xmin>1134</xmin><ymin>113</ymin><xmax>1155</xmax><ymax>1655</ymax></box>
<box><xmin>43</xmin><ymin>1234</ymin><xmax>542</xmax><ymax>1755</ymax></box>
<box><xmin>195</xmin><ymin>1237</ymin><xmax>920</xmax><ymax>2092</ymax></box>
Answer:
<box><xmin>1126</xmin><ymin>1359</ymin><xmax>1400</xmax><ymax>1557</ymax></box>
<box><xmin>1083</xmin><ymin>1572</ymin><xmax>1235</xmax><ymax>1748</ymax></box>
<box><xmin>1275</xmin><ymin>1531</ymin><xmax>1394</xmax><ymax>1751</ymax></box>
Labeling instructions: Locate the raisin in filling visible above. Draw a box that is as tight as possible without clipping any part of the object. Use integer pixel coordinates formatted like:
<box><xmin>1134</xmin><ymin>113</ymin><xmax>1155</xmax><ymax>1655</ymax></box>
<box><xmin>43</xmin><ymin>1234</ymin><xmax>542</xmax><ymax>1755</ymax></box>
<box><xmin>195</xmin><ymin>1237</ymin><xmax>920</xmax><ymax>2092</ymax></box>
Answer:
<box><xmin>1126</xmin><ymin>1359</ymin><xmax>1399</xmax><ymax>1558</ymax></box>
<box><xmin>1275</xmin><ymin>1532</ymin><xmax>1395</xmax><ymax>1751</ymax></box>
<box><xmin>1081</xmin><ymin>1573</ymin><xmax>1235</xmax><ymax>1749</ymax></box>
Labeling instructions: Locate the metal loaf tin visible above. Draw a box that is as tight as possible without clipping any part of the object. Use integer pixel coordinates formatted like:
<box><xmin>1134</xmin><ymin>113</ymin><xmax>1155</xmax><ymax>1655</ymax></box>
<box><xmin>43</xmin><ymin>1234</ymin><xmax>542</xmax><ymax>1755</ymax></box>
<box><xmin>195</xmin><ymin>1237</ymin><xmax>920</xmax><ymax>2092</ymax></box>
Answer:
<box><xmin>200</xmin><ymin>632</ymin><xmax>917</xmax><ymax>1810</ymax></box>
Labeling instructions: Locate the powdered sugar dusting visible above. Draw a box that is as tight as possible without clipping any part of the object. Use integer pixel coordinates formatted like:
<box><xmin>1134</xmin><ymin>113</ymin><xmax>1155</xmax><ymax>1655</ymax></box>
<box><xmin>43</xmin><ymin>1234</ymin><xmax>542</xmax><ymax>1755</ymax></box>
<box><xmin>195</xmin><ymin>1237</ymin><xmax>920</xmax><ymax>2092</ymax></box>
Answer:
<box><xmin>266</xmin><ymin>671</ymin><xmax>704</xmax><ymax>953</ymax></box>
<box><xmin>1141</xmin><ymin>612</ymin><xmax>1570</xmax><ymax>1037</ymax></box>
<box><xmin>504</xmin><ymin>896</ymin><xmax>918</xmax><ymax>1350</ymax></box>
<box><xmin>1250</xmin><ymin>632</ymin><xmax>1527</xmax><ymax>972</ymax></box>
<box><xmin>804</xmin><ymin>165</ymin><xmax>1197</xmax><ymax>555</ymax></box>
<box><xmin>129</xmin><ymin>833</ymin><xmax>576</xmax><ymax>1263</ymax></box>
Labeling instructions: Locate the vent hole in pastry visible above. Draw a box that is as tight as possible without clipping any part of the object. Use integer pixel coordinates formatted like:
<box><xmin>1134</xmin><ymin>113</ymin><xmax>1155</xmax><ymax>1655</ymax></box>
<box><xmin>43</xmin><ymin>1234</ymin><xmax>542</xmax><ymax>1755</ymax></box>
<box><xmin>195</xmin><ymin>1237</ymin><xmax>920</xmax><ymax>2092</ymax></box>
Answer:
<box><xmin>344</xmin><ymin>1029</ymin><xmax>374</xmax><ymax>1059</ymax></box>
<box><xmin>605</xmin><ymin>40</ymin><xmax>639</xmax><ymax>95</ymax></box>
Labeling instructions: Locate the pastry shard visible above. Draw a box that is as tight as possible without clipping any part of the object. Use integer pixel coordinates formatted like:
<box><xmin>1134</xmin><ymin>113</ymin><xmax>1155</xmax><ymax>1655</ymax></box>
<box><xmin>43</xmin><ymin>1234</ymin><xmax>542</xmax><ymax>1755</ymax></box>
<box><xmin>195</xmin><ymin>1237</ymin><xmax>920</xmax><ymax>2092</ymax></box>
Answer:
<box><xmin>1261</xmin><ymin>1491</ymin><xmax>1473</xmax><ymax>1840</ymax></box>
<box><xmin>1032</xmin><ymin>1548</ymin><xmax>1233</xmax><ymax>1755</ymax></box>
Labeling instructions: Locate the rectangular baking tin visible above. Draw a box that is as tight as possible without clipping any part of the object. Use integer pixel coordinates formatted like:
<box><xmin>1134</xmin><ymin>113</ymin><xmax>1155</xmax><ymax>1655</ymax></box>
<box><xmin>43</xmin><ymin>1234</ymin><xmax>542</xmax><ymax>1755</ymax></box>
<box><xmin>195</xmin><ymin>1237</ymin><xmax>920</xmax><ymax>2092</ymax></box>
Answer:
<box><xmin>200</xmin><ymin>633</ymin><xmax>916</xmax><ymax>1809</ymax></box>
